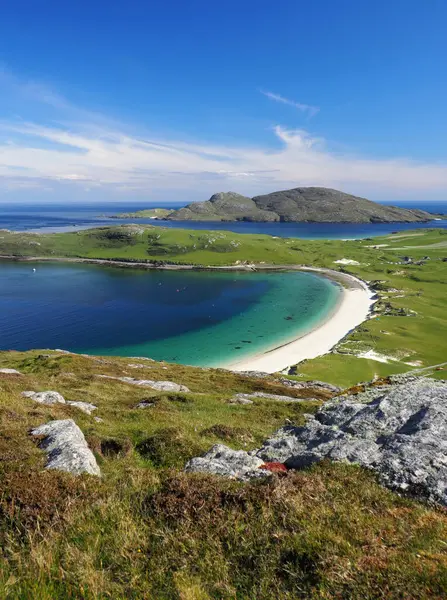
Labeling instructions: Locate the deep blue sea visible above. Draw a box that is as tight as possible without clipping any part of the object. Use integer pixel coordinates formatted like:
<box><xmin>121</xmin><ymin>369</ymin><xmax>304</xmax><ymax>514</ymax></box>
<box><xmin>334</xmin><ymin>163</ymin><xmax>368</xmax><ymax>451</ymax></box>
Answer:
<box><xmin>0</xmin><ymin>262</ymin><xmax>340</xmax><ymax>367</ymax></box>
<box><xmin>0</xmin><ymin>200</ymin><xmax>446</xmax><ymax>239</ymax></box>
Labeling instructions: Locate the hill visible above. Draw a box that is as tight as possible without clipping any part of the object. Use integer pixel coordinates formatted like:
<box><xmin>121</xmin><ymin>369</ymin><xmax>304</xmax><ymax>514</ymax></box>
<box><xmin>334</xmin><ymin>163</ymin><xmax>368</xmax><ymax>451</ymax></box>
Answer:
<box><xmin>166</xmin><ymin>187</ymin><xmax>433</xmax><ymax>223</ymax></box>
<box><xmin>1</xmin><ymin>350</ymin><xmax>447</xmax><ymax>598</ymax></box>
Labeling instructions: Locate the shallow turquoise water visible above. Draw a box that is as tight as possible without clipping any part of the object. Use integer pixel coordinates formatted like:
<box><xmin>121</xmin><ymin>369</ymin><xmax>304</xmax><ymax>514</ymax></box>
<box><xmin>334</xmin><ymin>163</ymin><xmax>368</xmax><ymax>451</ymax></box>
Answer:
<box><xmin>0</xmin><ymin>262</ymin><xmax>341</xmax><ymax>367</ymax></box>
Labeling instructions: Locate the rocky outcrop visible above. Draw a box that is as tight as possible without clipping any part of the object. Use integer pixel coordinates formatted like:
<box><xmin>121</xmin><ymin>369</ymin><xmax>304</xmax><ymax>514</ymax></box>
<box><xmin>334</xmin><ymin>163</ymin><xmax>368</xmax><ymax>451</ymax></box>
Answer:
<box><xmin>22</xmin><ymin>391</ymin><xmax>97</xmax><ymax>414</ymax></box>
<box><xmin>0</xmin><ymin>368</ymin><xmax>22</xmax><ymax>375</ymax></box>
<box><xmin>96</xmin><ymin>374</ymin><xmax>190</xmax><ymax>392</ymax></box>
<box><xmin>22</xmin><ymin>390</ymin><xmax>66</xmax><ymax>404</ymax></box>
<box><xmin>229</xmin><ymin>392</ymin><xmax>308</xmax><ymax>404</ymax></box>
<box><xmin>186</xmin><ymin>378</ymin><xmax>447</xmax><ymax>506</ymax></box>
<box><xmin>168</xmin><ymin>192</ymin><xmax>278</xmax><ymax>222</ymax></box>
<box><xmin>228</xmin><ymin>395</ymin><xmax>254</xmax><ymax>405</ymax></box>
<box><xmin>167</xmin><ymin>187</ymin><xmax>433</xmax><ymax>223</ymax></box>
<box><xmin>185</xmin><ymin>444</ymin><xmax>271</xmax><ymax>480</ymax></box>
<box><xmin>31</xmin><ymin>419</ymin><xmax>101</xmax><ymax>476</ymax></box>
<box><xmin>65</xmin><ymin>401</ymin><xmax>97</xmax><ymax>415</ymax></box>
<box><xmin>275</xmin><ymin>378</ymin><xmax>341</xmax><ymax>394</ymax></box>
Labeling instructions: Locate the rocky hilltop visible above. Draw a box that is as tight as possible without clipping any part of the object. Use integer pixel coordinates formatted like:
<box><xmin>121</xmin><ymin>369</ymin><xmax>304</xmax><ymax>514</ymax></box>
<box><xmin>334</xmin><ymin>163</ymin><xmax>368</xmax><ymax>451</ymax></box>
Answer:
<box><xmin>2</xmin><ymin>349</ymin><xmax>447</xmax><ymax>596</ymax></box>
<box><xmin>167</xmin><ymin>187</ymin><xmax>433</xmax><ymax>223</ymax></box>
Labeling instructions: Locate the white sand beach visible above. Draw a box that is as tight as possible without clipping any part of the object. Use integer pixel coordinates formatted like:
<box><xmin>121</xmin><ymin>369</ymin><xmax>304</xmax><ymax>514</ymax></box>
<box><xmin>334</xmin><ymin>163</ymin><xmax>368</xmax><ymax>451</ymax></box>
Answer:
<box><xmin>228</xmin><ymin>269</ymin><xmax>375</xmax><ymax>374</ymax></box>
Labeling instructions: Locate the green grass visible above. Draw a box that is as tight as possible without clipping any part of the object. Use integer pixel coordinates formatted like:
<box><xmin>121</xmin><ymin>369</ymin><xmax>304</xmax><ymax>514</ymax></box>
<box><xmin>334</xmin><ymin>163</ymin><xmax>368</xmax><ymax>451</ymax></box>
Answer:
<box><xmin>1</xmin><ymin>225</ymin><xmax>446</xmax><ymax>386</ymax></box>
<box><xmin>1</xmin><ymin>351</ymin><xmax>447</xmax><ymax>599</ymax></box>
<box><xmin>111</xmin><ymin>208</ymin><xmax>173</xmax><ymax>219</ymax></box>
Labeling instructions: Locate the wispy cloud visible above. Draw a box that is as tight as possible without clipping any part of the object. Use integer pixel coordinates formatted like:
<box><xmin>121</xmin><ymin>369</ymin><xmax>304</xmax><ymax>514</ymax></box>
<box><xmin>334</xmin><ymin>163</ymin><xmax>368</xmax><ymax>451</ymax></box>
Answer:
<box><xmin>261</xmin><ymin>90</ymin><xmax>320</xmax><ymax>117</ymax></box>
<box><xmin>0</xmin><ymin>74</ymin><xmax>447</xmax><ymax>201</ymax></box>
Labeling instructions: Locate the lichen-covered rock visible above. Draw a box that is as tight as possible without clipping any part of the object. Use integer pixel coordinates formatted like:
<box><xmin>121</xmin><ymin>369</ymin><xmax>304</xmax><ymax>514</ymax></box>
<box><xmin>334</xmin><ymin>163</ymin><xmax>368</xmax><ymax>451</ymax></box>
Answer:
<box><xmin>277</xmin><ymin>378</ymin><xmax>341</xmax><ymax>394</ymax></box>
<box><xmin>187</xmin><ymin>378</ymin><xmax>447</xmax><ymax>506</ymax></box>
<box><xmin>231</xmin><ymin>392</ymin><xmax>307</xmax><ymax>404</ymax></box>
<box><xmin>228</xmin><ymin>395</ymin><xmax>254</xmax><ymax>405</ymax></box>
<box><xmin>0</xmin><ymin>368</ymin><xmax>22</xmax><ymax>375</ymax></box>
<box><xmin>22</xmin><ymin>390</ymin><xmax>66</xmax><ymax>404</ymax></box>
<box><xmin>66</xmin><ymin>401</ymin><xmax>97</xmax><ymax>415</ymax></box>
<box><xmin>31</xmin><ymin>419</ymin><xmax>101</xmax><ymax>476</ymax></box>
<box><xmin>96</xmin><ymin>374</ymin><xmax>190</xmax><ymax>392</ymax></box>
<box><xmin>21</xmin><ymin>391</ymin><xmax>97</xmax><ymax>414</ymax></box>
<box><xmin>185</xmin><ymin>444</ymin><xmax>270</xmax><ymax>480</ymax></box>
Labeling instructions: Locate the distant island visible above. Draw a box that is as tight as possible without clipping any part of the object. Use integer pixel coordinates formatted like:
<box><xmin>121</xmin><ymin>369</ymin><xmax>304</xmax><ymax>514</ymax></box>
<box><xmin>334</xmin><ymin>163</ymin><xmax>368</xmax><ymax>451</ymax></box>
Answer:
<box><xmin>110</xmin><ymin>207</ymin><xmax>172</xmax><ymax>219</ymax></box>
<box><xmin>112</xmin><ymin>187</ymin><xmax>434</xmax><ymax>223</ymax></box>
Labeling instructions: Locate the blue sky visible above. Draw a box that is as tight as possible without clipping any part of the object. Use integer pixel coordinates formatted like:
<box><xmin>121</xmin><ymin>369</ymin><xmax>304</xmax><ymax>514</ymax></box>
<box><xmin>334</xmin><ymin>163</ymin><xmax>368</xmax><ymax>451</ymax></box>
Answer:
<box><xmin>0</xmin><ymin>0</ymin><xmax>446</xmax><ymax>203</ymax></box>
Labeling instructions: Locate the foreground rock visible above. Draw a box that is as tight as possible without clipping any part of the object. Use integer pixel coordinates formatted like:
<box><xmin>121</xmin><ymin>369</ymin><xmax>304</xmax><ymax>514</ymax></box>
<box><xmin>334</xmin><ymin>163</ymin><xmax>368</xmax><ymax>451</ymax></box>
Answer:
<box><xmin>230</xmin><ymin>392</ymin><xmax>308</xmax><ymax>404</ymax></box>
<box><xmin>22</xmin><ymin>390</ymin><xmax>66</xmax><ymax>404</ymax></box>
<box><xmin>185</xmin><ymin>444</ymin><xmax>271</xmax><ymax>480</ymax></box>
<box><xmin>31</xmin><ymin>419</ymin><xmax>101</xmax><ymax>476</ymax></box>
<box><xmin>22</xmin><ymin>391</ymin><xmax>97</xmax><ymax>414</ymax></box>
<box><xmin>186</xmin><ymin>378</ymin><xmax>447</xmax><ymax>506</ymax></box>
<box><xmin>96</xmin><ymin>374</ymin><xmax>190</xmax><ymax>392</ymax></box>
<box><xmin>0</xmin><ymin>368</ymin><xmax>22</xmax><ymax>375</ymax></box>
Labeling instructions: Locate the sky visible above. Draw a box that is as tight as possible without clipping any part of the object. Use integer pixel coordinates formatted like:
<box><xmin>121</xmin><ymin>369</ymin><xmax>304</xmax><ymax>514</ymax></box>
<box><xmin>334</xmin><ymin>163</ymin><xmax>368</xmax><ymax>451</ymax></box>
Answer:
<box><xmin>0</xmin><ymin>0</ymin><xmax>446</xmax><ymax>204</ymax></box>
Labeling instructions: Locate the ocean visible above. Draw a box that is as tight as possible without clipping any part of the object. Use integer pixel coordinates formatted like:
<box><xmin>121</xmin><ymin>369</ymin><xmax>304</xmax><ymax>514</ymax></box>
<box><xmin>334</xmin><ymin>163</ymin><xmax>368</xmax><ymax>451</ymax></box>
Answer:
<box><xmin>0</xmin><ymin>262</ymin><xmax>340</xmax><ymax>367</ymax></box>
<box><xmin>0</xmin><ymin>200</ymin><xmax>446</xmax><ymax>239</ymax></box>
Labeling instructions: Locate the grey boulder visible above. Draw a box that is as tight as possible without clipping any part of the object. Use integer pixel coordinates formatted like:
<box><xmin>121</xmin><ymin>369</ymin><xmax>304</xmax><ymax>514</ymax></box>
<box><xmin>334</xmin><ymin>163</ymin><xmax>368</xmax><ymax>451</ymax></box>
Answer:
<box><xmin>22</xmin><ymin>391</ymin><xmax>97</xmax><ymax>414</ymax></box>
<box><xmin>22</xmin><ymin>390</ymin><xmax>66</xmax><ymax>404</ymax></box>
<box><xmin>186</xmin><ymin>378</ymin><xmax>447</xmax><ymax>506</ymax></box>
<box><xmin>31</xmin><ymin>419</ymin><xmax>101</xmax><ymax>476</ymax></box>
<box><xmin>231</xmin><ymin>392</ymin><xmax>307</xmax><ymax>404</ymax></box>
<box><xmin>277</xmin><ymin>378</ymin><xmax>341</xmax><ymax>394</ymax></box>
<box><xmin>185</xmin><ymin>444</ymin><xmax>270</xmax><ymax>481</ymax></box>
<box><xmin>66</xmin><ymin>401</ymin><xmax>97</xmax><ymax>415</ymax></box>
<box><xmin>97</xmin><ymin>374</ymin><xmax>190</xmax><ymax>392</ymax></box>
<box><xmin>0</xmin><ymin>368</ymin><xmax>22</xmax><ymax>375</ymax></box>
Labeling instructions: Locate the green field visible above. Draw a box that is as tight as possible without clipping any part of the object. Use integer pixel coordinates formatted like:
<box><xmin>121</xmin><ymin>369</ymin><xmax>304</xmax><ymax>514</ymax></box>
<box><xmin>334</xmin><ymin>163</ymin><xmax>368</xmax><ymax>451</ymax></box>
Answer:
<box><xmin>1</xmin><ymin>225</ymin><xmax>446</xmax><ymax>386</ymax></box>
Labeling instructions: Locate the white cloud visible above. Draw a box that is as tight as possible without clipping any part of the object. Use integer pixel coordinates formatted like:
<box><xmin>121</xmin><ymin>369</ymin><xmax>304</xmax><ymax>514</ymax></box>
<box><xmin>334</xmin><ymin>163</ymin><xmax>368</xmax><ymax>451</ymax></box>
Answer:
<box><xmin>0</xmin><ymin>77</ymin><xmax>447</xmax><ymax>201</ymax></box>
<box><xmin>261</xmin><ymin>90</ymin><xmax>320</xmax><ymax>117</ymax></box>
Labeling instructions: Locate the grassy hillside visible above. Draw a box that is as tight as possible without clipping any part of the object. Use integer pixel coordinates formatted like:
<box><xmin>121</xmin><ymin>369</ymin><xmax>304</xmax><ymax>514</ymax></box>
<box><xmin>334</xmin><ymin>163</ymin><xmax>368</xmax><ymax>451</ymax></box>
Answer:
<box><xmin>1</xmin><ymin>351</ymin><xmax>447</xmax><ymax>598</ymax></box>
<box><xmin>1</xmin><ymin>226</ymin><xmax>446</xmax><ymax>386</ymax></box>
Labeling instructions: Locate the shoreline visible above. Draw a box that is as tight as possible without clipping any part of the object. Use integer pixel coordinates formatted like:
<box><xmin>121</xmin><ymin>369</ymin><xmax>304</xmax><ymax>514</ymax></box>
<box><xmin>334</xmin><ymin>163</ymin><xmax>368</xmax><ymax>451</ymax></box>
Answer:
<box><xmin>0</xmin><ymin>255</ymin><xmax>375</xmax><ymax>373</ymax></box>
<box><xmin>226</xmin><ymin>273</ymin><xmax>375</xmax><ymax>373</ymax></box>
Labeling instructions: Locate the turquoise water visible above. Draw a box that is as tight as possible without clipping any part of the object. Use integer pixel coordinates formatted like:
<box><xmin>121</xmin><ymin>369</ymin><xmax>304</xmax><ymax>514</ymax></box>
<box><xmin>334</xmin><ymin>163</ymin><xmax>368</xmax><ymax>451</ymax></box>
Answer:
<box><xmin>0</xmin><ymin>262</ymin><xmax>340</xmax><ymax>367</ymax></box>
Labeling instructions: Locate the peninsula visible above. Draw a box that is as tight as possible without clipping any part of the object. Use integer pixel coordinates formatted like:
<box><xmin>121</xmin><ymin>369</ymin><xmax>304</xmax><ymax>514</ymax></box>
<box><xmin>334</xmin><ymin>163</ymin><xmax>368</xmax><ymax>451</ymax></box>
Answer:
<box><xmin>113</xmin><ymin>187</ymin><xmax>434</xmax><ymax>223</ymax></box>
